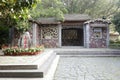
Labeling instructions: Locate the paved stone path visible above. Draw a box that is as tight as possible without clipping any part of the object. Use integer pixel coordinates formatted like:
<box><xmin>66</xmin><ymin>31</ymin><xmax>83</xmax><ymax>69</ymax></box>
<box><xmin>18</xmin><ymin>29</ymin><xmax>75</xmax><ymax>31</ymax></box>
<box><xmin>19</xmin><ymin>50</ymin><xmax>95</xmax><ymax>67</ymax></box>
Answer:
<box><xmin>54</xmin><ymin>56</ymin><xmax>120</xmax><ymax>80</ymax></box>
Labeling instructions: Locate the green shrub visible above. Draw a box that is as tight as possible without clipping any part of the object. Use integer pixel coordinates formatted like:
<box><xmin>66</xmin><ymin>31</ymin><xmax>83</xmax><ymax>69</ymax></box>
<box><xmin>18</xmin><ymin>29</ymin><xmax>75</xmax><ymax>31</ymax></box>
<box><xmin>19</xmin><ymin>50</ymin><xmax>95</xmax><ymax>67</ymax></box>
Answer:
<box><xmin>2</xmin><ymin>45</ymin><xmax>44</xmax><ymax>55</ymax></box>
<box><xmin>109</xmin><ymin>40</ymin><xmax>120</xmax><ymax>49</ymax></box>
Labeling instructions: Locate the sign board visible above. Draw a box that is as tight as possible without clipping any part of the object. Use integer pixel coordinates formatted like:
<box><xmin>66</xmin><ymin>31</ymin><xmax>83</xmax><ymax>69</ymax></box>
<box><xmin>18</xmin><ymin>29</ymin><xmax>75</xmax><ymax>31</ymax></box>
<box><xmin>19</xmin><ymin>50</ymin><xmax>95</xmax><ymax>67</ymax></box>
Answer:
<box><xmin>94</xmin><ymin>28</ymin><xmax>102</xmax><ymax>39</ymax></box>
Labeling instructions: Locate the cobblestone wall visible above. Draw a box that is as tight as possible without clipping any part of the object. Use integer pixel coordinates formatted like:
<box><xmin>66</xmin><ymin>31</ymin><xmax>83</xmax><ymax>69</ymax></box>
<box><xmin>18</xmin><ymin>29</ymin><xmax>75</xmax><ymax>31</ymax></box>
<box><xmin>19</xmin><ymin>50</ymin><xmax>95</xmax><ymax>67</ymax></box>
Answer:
<box><xmin>41</xmin><ymin>25</ymin><xmax>59</xmax><ymax>48</ymax></box>
<box><xmin>42</xmin><ymin>26</ymin><xmax>58</xmax><ymax>39</ymax></box>
<box><xmin>89</xmin><ymin>27</ymin><xmax>107</xmax><ymax>48</ymax></box>
<box><xmin>42</xmin><ymin>39</ymin><xmax>59</xmax><ymax>48</ymax></box>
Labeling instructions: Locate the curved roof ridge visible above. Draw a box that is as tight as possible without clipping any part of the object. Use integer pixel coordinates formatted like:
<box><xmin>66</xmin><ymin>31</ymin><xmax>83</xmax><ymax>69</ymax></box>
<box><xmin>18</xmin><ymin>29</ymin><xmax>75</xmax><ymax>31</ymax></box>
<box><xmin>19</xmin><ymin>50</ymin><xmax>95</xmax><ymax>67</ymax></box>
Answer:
<box><xmin>84</xmin><ymin>18</ymin><xmax>111</xmax><ymax>24</ymax></box>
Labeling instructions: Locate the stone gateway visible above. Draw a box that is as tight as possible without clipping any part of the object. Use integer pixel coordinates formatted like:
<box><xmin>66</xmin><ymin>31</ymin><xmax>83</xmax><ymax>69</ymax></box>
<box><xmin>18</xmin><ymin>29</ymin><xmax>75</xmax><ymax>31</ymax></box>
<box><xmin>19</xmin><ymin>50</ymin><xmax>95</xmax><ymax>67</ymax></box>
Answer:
<box><xmin>29</xmin><ymin>14</ymin><xmax>110</xmax><ymax>48</ymax></box>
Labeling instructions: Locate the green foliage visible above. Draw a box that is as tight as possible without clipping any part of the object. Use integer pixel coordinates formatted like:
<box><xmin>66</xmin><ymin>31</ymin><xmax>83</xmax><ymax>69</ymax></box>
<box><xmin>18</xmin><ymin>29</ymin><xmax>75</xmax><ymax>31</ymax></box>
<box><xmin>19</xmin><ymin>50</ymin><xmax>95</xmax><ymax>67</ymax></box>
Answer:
<box><xmin>0</xmin><ymin>0</ymin><xmax>120</xmax><ymax>33</ymax></box>
<box><xmin>61</xmin><ymin>0</ymin><xmax>120</xmax><ymax>18</ymax></box>
<box><xmin>112</xmin><ymin>12</ymin><xmax>120</xmax><ymax>34</ymax></box>
<box><xmin>29</xmin><ymin>0</ymin><xmax>67</xmax><ymax>21</ymax></box>
<box><xmin>0</xmin><ymin>0</ymin><xmax>39</xmax><ymax>47</ymax></box>
<box><xmin>29</xmin><ymin>0</ymin><xmax>120</xmax><ymax>21</ymax></box>
<box><xmin>2</xmin><ymin>45</ymin><xmax>44</xmax><ymax>55</ymax></box>
<box><xmin>109</xmin><ymin>40</ymin><xmax>120</xmax><ymax>49</ymax></box>
<box><xmin>0</xmin><ymin>26</ymin><xmax>9</xmax><ymax>48</ymax></box>
<box><xmin>0</xmin><ymin>0</ymin><xmax>39</xmax><ymax>29</ymax></box>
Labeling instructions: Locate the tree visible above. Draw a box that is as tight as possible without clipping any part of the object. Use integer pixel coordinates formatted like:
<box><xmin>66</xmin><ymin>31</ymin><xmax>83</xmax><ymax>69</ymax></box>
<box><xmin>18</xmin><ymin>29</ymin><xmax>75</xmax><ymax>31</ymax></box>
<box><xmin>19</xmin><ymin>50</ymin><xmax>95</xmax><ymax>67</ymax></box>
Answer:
<box><xmin>61</xmin><ymin>0</ymin><xmax>120</xmax><ymax>19</ymax></box>
<box><xmin>29</xmin><ymin>0</ymin><xmax>120</xmax><ymax>20</ymax></box>
<box><xmin>111</xmin><ymin>0</ymin><xmax>120</xmax><ymax>34</ymax></box>
<box><xmin>112</xmin><ymin>12</ymin><xmax>120</xmax><ymax>34</ymax></box>
<box><xmin>29</xmin><ymin>0</ymin><xmax>67</xmax><ymax>21</ymax></box>
<box><xmin>0</xmin><ymin>0</ymin><xmax>39</xmax><ymax>30</ymax></box>
<box><xmin>0</xmin><ymin>0</ymin><xmax>39</xmax><ymax>47</ymax></box>
<box><xmin>0</xmin><ymin>26</ymin><xmax>9</xmax><ymax>48</ymax></box>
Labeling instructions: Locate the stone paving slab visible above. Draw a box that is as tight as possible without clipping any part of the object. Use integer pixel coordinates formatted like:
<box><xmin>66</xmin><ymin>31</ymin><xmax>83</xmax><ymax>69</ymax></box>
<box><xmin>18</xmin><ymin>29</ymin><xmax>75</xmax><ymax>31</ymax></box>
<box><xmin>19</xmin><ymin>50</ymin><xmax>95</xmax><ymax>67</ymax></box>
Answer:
<box><xmin>54</xmin><ymin>56</ymin><xmax>120</xmax><ymax>80</ymax></box>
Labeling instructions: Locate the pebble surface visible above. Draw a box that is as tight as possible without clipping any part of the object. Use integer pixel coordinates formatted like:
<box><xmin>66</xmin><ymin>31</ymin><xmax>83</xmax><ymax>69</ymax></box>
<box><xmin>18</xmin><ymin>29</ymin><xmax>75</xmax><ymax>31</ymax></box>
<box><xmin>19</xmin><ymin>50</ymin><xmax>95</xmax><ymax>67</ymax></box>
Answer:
<box><xmin>54</xmin><ymin>56</ymin><xmax>120</xmax><ymax>80</ymax></box>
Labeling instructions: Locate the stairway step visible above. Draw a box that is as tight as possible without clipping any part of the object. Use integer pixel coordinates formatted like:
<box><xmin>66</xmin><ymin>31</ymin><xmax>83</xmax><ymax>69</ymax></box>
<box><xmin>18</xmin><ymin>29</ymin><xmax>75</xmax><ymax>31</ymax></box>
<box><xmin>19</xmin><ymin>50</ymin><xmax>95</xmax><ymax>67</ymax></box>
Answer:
<box><xmin>0</xmin><ymin>50</ymin><xmax>53</xmax><ymax>70</ymax></box>
<box><xmin>39</xmin><ymin>52</ymin><xmax>56</xmax><ymax>76</ymax></box>
<box><xmin>55</xmin><ymin>50</ymin><xmax>120</xmax><ymax>56</ymax></box>
<box><xmin>0</xmin><ymin>51</ymin><xmax>58</xmax><ymax>78</ymax></box>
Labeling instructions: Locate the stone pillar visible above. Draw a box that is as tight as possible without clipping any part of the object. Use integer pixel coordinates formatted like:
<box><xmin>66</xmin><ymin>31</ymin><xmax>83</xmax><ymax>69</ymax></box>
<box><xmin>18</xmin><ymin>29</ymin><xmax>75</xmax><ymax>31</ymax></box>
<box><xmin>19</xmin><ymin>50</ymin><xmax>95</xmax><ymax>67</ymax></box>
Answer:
<box><xmin>86</xmin><ymin>24</ymin><xmax>90</xmax><ymax>48</ymax></box>
<box><xmin>40</xmin><ymin>26</ymin><xmax>42</xmax><ymax>45</ymax></box>
<box><xmin>58</xmin><ymin>24</ymin><xmax>62</xmax><ymax>47</ymax></box>
<box><xmin>83</xmin><ymin>25</ymin><xmax>86</xmax><ymax>47</ymax></box>
<box><xmin>106</xmin><ymin>24</ymin><xmax>109</xmax><ymax>48</ymax></box>
<box><xmin>32</xmin><ymin>23</ymin><xmax>37</xmax><ymax>47</ymax></box>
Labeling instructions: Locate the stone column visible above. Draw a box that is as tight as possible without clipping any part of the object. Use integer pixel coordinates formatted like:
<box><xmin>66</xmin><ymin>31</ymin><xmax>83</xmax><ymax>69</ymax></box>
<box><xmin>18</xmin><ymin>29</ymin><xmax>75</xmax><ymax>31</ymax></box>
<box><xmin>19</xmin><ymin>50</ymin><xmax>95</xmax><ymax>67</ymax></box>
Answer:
<box><xmin>106</xmin><ymin>24</ymin><xmax>109</xmax><ymax>48</ymax></box>
<box><xmin>40</xmin><ymin>26</ymin><xmax>42</xmax><ymax>45</ymax></box>
<box><xmin>32</xmin><ymin>23</ymin><xmax>37</xmax><ymax>47</ymax></box>
<box><xmin>83</xmin><ymin>25</ymin><xmax>86</xmax><ymax>47</ymax></box>
<box><xmin>58</xmin><ymin>24</ymin><xmax>62</xmax><ymax>47</ymax></box>
<box><xmin>86</xmin><ymin>24</ymin><xmax>90</xmax><ymax>48</ymax></box>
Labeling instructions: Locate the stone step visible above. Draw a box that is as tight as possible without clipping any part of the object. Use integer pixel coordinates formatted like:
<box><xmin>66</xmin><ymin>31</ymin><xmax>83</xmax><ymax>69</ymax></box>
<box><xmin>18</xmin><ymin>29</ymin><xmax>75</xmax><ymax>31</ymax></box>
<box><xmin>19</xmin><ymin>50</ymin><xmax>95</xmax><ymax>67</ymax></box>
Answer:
<box><xmin>0</xmin><ymin>56</ymin><xmax>60</xmax><ymax>80</ymax></box>
<box><xmin>55</xmin><ymin>49</ymin><xmax>120</xmax><ymax>56</ymax></box>
<box><xmin>0</xmin><ymin>50</ymin><xmax>53</xmax><ymax>70</ymax></box>
<box><xmin>43</xmin><ymin>55</ymin><xmax>59</xmax><ymax>80</ymax></box>
<box><xmin>0</xmin><ymin>51</ymin><xmax>59</xmax><ymax>78</ymax></box>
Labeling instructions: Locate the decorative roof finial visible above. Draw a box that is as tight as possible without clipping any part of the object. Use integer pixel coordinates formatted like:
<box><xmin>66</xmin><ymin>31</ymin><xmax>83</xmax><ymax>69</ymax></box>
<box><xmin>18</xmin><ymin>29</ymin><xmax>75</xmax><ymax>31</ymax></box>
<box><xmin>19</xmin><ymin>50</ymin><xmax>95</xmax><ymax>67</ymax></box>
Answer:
<box><xmin>102</xmin><ymin>16</ymin><xmax>106</xmax><ymax>19</ymax></box>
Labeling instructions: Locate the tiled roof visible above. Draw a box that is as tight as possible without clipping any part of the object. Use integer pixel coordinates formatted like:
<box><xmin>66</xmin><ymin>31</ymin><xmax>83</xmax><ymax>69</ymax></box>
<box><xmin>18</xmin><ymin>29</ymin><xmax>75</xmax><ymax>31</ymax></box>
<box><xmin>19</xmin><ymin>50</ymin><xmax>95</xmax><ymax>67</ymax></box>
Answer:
<box><xmin>29</xmin><ymin>14</ymin><xmax>91</xmax><ymax>24</ymax></box>
<box><xmin>29</xmin><ymin>18</ymin><xmax>60</xmax><ymax>24</ymax></box>
<box><xmin>64</xmin><ymin>14</ymin><xmax>91</xmax><ymax>21</ymax></box>
<box><xmin>84</xmin><ymin>19</ymin><xmax>111</xmax><ymax>24</ymax></box>
<box><xmin>37</xmin><ymin>18</ymin><xmax>60</xmax><ymax>24</ymax></box>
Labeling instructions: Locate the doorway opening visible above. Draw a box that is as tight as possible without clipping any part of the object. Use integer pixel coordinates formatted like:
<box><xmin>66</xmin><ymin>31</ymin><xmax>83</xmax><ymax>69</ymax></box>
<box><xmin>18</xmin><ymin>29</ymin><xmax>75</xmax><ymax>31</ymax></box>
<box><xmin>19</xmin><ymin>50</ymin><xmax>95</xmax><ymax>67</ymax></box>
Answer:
<box><xmin>62</xmin><ymin>28</ymin><xmax>83</xmax><ymax>46</ymax></box>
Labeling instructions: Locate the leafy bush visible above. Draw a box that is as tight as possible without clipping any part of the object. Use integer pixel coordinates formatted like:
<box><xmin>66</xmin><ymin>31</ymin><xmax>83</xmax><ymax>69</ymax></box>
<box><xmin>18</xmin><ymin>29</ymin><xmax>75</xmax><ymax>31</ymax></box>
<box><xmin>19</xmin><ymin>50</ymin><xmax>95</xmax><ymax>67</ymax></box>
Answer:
<box><xmin>2</xmin><ymin>45</ymin><xmax>44</xmax><ymax>55</ymax></box>
<box><xmin>109</xmin><ymin>40</ymin><xmax>120</xmax><ymax>49</ymax></box>
<box><xmin>0</xmin><ymin>26</ymin><xmax>9</xmax><ymax>49</ymax></box>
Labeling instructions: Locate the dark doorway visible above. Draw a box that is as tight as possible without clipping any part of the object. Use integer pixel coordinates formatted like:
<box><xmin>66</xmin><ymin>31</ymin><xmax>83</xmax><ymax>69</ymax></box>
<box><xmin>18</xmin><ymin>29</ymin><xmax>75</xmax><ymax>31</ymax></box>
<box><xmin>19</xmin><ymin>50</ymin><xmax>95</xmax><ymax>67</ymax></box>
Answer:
<box><xmin>62</xmin><ymin>28</ymin><xmax>83</xmax><ymax>46</ymax></box>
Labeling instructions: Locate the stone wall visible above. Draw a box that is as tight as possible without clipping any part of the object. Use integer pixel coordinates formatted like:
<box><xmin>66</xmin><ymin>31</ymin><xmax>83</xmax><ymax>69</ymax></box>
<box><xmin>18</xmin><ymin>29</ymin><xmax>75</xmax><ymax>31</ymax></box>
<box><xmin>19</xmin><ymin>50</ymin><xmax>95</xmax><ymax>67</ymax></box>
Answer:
<box><xmin>89</xmin><ymin>27</ymin><xmax>107</xmax><ymax>48</ymax></box>
<box><xmin>41</xmin><ymin>25</ymin><xmax>59</xmax><ymax>48</ymax></box>
<box><xmin>42</xmin><ymin>39</ymin><xmax>59</xmax><ymax>48</ymax></box>
<box><xmin>84</xmin><ymin>19</ymin><xmax>110</xmax><ymax>48</ymax></box>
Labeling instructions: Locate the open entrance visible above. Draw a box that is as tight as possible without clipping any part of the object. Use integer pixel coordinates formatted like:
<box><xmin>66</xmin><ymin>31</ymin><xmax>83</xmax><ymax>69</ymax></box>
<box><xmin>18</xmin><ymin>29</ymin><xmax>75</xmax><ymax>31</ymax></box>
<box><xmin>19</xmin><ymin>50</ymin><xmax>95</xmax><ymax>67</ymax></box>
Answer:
<box><xmin>62</xmin><ymin>28</ymin><xmax>83</xmax><ymax>46</ymax></box>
